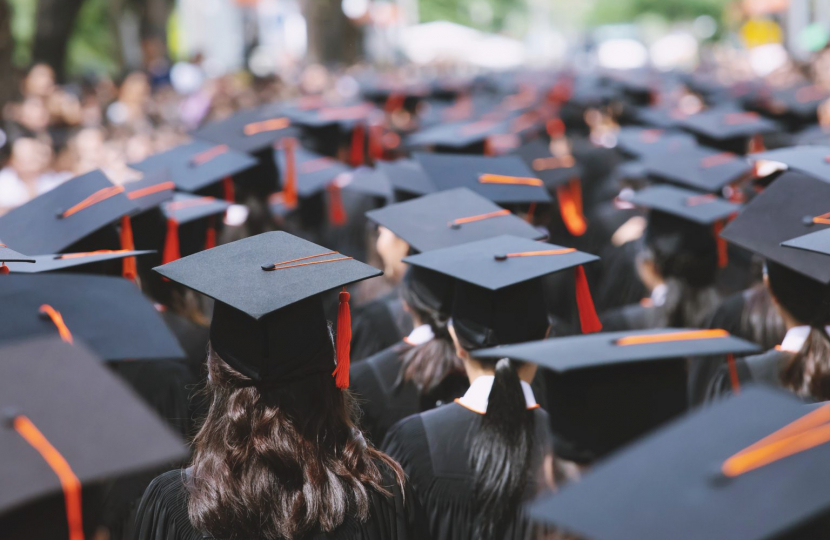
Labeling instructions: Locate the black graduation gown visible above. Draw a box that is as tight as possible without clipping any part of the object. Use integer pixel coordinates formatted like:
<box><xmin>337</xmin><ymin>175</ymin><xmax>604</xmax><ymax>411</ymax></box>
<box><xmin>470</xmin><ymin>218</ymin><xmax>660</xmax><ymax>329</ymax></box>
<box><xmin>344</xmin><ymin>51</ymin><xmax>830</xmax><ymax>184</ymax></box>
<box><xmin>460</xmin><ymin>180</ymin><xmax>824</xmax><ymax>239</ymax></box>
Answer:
<box><xmin>350</xmin><ymin>341</ymin><xmax>468</xmax><ymax>445</ymax></box>
<box><xmin>705</xmin><ymin>348</ymin><xmax>794</xmax><ymax>402</ymax></box>
<box><xmin>382</xmin><ymin>403</ymin><xmax>553</xmax><ymax>540</ymax></box>
<box><xmin>350</xmin><ymin>291</ymin><xmax>413</xmax><ymax>362</ymax></box>
<box><xmin>133</xmin><ymin>465</ymin><xmax>428</xmax><ymax>540</ymax></box>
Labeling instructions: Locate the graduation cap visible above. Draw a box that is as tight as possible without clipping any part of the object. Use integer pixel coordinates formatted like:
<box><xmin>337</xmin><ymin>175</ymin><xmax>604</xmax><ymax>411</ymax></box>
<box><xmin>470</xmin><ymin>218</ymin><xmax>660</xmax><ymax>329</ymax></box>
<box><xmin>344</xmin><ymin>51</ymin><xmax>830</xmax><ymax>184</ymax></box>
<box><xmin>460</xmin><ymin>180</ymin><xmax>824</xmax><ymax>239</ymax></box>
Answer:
<box><xmin>154</xmin><ymin>232</ymin><xmax>382</xmax><ymax>387</ymax></box>
<box><xmin>3</xmin><ymin>249</ymin><xmax>154</xmax><ymax>274</ymax></box>
<box><xmin>404</xmin><ymin>234</ymin><xmax>601</xmax><ymax>347</ymax></box>
<box><xmin>614</xmin><ymin>127</ymin><xmax>698</xmax><ymax>159</ymax></box>
<box><xmin>405</xmin><ymin>118</ymin><xmax>512</xmax><ymax>152</ymax></box>
<box><xmin>123</xmin><ymin>171</ymin><xmax>176</xmax><ymax>214</ymax></box>
<box><xmin>678</xmin><ymin>107</ymin><xmax>778</xmax><ymax>152</ymax></box>
<box><xmin>630</xmin><ymin>105</ymin><xmax>690</xmax><ymax>129</ymax></box>
<box><xmin>0</xmin><ymin>170</ymin><xmax>139</xmax><ymax>256</ymax></box>
<box><xmin>0</xmin><ymin>242</ymin><xmax>34</xmax><ymax>274</ymax></box>
<box><xmin>366</xmin><ymin>187</ymin><xmax>545</xmax><ymax>253</ymax></box>
<box><xmin>192</xmin><ymin>107</ymin><xmax>298</xmax><ymax>155</ymax></box>
<box><xmin>528</xmin><ymin>387</ymin><xmax>830</xmax><ymax>540</ymax></box>
<box><xmin>282</xmin><ymin>102</ymin><xmax>380</xmax><ymax>166</ymax></box>
<box><xmin>129</xmin><ymin>139</ymin><xmax>258</xmax><ymax>198</ymax></box>
<box><xmin>338</xmin><ymin>166</ymin><xmax>393</xmax><ymax>201</ymax></box>
<box><xmin>748</xmin><ymin>145</ymin><xmax>830</xmax><ymax>184</ymax></box>
<box><xmin>795</xmin><ymin>124</ymin><xmax>830</xmax><ymax>146</ymax></box>
<box><xmin>644</xmin><ymin>145</ymin><xmax>753</xmax><ymax>193</ymax></box>
<box><xmin>782</xmin><ymin>228</ymin><xmax>830</xmax><ymax>257</ymax></box>
<box><xmin>474</xmin><ymin>328</ymin><xmax>760</xmax><ymax>463</ymax></box>
<box><xmin>0</xmin><ymin>274</ymin><xmax>185</xmax><ymax>360</ymax></box>
<box><xmin>721</xmin><ymin>171</ymin><xmax>830</xmax><ymax>284</ymax></box>
<box><xmin>159</xmin><ymin>193</ymin><xmax>230</xmax><ymax>265</ymax></box>
<box><xmin>376</xmin><ymin>159</ymin><xmax>435</xmax><ymax>199</ymax></box>
<box><xmin>0</xmin><ymin>336</ymin><xmax>186</xmax><ymax>539</ymax></box>
<box><xmin>511</xmin><ymin>139</ymin><xmax>586</xmax><ymax>235</ymax></box>
<box><xmin>414</xmin><ymin>152</ymin><xmax>551</xmax><ymax>205</ymax></box>
<box><xmin>762</xmin><ymin>83</ymin><xmax>828</xmax><ymax>122</ymax></box>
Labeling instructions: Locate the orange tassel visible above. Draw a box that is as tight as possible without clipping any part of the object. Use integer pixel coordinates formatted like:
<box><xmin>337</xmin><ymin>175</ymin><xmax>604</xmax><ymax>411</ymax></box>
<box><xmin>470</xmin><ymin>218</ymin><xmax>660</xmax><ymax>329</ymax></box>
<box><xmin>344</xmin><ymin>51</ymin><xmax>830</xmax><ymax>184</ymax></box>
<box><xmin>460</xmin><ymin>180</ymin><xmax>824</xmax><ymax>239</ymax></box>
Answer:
<box><xmin>120</xmin><ymin>215</ymin><xmax>137</xmax><ymax>281</ymax></box>
<box><xmin>0</xmin><ymin>263</ymin><xmax>8</xmax><ymax>274</ymax></box>
<box><xmin>525</xmin><ymin>202</ymin><xmax>537</xmax><ymax>224</ymax></box>
<box><xmin>350</xmin><ymin>124</ymin><xmax>365</xmax><ymax>166</ymax></box>
<box><xmin>713</xmin><ymin>221</ymin><xmax>728</xmax><ymax>268</ymax></box>
<box><xmin>556</xmin><ymin>179</ymin><xmax>587</xmax><ymax>236</ymax></box>
<box><xmin>222</xmin><ymin>176</ymin><xmax>235</xmax><ymax>203</ymax></box>
<box><xmin>205</xmin><ymin>216</ymin><xmax>217</xmax><ymax>250</ymax></box>
<box><xmin>282</xmin><ymin>138</ymin><xmax>298</xmax><ymax>209</ymax></box>
<box><xmin>333</xmin><ymin>288</ymin><xmax>352</xmax><ymax>389</ymax></box>
<box><xmin>748</xmin><ymin>134</ymin><xmax>766</xmax><ymax>154</ymax></box>
<box><xmin>368</xmin><ymin>124</ymin><xmax>384</xmax><ymax>162</ymax></box>
<box><xmin>162</xmin><ymin>218</ymin><xmax>181</xmax><ymax>264</ymax></box>
<box><xmin>727</xmin><ymin>353</ymin><xmax>741</xmax><ymax>394</ymax></box>
<box><xmin>327</xmin><ymin>182</ymin><xmax>347</xmax><ymax>226</ymax></box>
<box><xmin>574</xmin><ymin>265</ymin><xmax>602</xmax><ymax>334</ymax></box>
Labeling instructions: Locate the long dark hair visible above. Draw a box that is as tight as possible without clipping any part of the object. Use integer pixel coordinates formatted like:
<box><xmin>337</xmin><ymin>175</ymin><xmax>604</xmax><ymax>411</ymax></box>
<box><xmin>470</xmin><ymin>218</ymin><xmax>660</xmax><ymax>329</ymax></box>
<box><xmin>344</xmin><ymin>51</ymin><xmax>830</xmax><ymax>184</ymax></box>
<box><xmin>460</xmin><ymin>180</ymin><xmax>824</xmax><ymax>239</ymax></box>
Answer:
<box><xmin>767</xmin><ymin>261</ymin><xmax>830</xmax><ymax>399</ymax></box>
<box><xmin>398</xmin><ymin>274</ymin><xmax>463</xmax><ymax>394</ymax></box>
<box><xmin>187</xmin><ymin>346</ymin><xmax>405</xmax><ymax>540</ymax></box>
<box><xmin>454</xmin><ymin>328</ymin><xmax>537</xmax><ymax>539</ymax></box>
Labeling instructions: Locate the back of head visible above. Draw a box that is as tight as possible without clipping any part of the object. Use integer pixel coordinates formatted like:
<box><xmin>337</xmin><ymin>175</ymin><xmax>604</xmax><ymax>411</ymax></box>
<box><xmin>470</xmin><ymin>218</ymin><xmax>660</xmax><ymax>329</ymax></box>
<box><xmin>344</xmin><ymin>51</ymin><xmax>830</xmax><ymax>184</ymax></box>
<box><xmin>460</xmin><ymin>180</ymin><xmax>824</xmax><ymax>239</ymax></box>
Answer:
<box><xmin>767</xmin><ymin>261</ymin><xmax>830</xmax><ymax>399</ymax></box>
<box><xmin>645</xmin><ymin>210</ymin><xmax>718</xmax><ymax>289</ymax></box>
<box><xmin>188</xmin><ymin>346</ymin><xmax>403</xmax><ymax>540</ymax></box>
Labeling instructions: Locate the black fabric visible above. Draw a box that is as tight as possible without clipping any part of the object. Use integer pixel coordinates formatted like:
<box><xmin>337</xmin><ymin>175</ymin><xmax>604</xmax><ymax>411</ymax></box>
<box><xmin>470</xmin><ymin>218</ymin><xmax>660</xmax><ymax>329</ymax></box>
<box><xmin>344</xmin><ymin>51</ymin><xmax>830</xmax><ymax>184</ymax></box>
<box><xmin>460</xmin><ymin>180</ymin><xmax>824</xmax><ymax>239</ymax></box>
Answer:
<box><xmin>350</xmin><ymin>291</ymin><xmax>413</xmax><ymax>363</ymax></box>
<box><xmin>705</xmin><ymin>348</ymin><xmax>794</xmax><ymax>402</ymax></box>
<box><xmin>382</xmin><ymin>403</ymin><xmax>553</xmax><ymax>540</ymax></box>
<box><xmin>350</xmin><ymin>341</ymin><xmax>468</xmax><ymax>445</ymax></box>
<box><xmin>133</xmin><ymin>465</ymin><xmax>429</xmax><ymax>540</ymax></box>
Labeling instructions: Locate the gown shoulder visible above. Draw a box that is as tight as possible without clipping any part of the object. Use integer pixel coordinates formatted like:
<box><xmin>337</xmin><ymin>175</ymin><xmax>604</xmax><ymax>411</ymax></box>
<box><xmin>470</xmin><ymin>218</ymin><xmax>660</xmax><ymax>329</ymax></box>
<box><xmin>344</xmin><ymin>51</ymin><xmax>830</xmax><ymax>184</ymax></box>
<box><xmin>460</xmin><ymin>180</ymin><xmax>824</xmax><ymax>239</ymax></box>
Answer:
<box><xmin>134</xmin><ymin>470</ymin><xmax>201</xmax><ymax>540</ymax></box>
<box><xmin>705</xmin><ymin>348</ymin><xmax>794</xmax><ymax>403</ymax></box>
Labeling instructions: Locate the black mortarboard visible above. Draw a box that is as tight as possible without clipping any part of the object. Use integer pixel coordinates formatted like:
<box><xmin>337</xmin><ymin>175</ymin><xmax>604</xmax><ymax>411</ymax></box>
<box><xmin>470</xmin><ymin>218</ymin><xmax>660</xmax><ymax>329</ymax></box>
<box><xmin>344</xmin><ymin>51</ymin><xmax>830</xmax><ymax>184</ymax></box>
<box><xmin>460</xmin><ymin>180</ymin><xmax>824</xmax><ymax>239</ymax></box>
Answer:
<box><xmin>339</xmin><ymin>166</ymin><xmax>393</xmax><ymax>200</ymax></box>
<box><xmin>160</xmin><ymin>193</ymin><xmax>230</xmax><ymax>263</ymax></box>
<box><xmin>795</xmin><ymin>124</ymin><xmax>830</xmax><ymax>146</ymax></box>
<box><xmin>274</xmin><ymin>145</ymin><xmax>351</xmax><ymax>198</ymax></box>
<box><xmin>631</xmin><ymin>105</ymin><xmax>689</xmax><ymax>129</ymax></box>
<box><xmin>130</xmin><ymin>139</ymin><xmax>258</xmax><ymax>194</ymax></box>
<box><xmin>3</xmin><ymin>250</ymin><xmax>153</xmax><ymax>274</ymax></box>
<box><xmin>615</xmin><ymin>127</ymin><xmax>698</xmax><ymax>159</ymax></box>
<box><xmin>645</xmin><ymin>146</ymin><xmax>752</xmax><ymax>193</ymax></box>
<box><xmin>678</xmin><ymin>107</ymin><xmax>779</xmax><ymax>150</ymax></box>
<box><xmin>721</xmin><ymin>171</ymin><xmax>830</xmax><ymax>283</ymax></box>
<box><xmin>473</xmin><ymin>328</ymin><xmax>760</xmax><ymax>462</ymax></box>
<box><xmin>404</xmin><ymin>235</ymin><xmax>601</xmax><ymax>346</ymax></box>
<box><xmin>0</xmin><ymin>242</ymin><xmax>34</xmax><ymax>273</ymax></box>
<box><xmin>0</xmin><ymin>274</ymin><xmax>185</xmax><ymax>360</ymax></box>
<box><xmin>626</xmin><ymin>184</ymin><xmax>741</xmax><ymax>225</ymax></box>
<box><xmin>192</xmin><ymin>108</ymin><xmax>298</xmax><ymax>155</ymax></box>
<box><xmin>0</xmin><ymin>170</ymin><xmax>139</xmax><ymax>254</ymax></box>
<box><xmin>0</xmin><ymin>336</ymin><xmax>186</xmax><ymax>537</ymax></box>
<box><xmin>511</xmin><ymin>139</ymin><xmax>582</xmax><ymax>189</ymax></box>
<box><xmin>528</xmin><ymin>387</ymin><xmax>830</xmax><ymax>540</ymax></box>
<box><xmin>154</xmin><ymin>232</ymin><xmax>381</xmax><ymax>385</ymax></box>
<box><xmin>782</xmin><ymin>228</ymin><xmax>830</xmax><ymax>257</ymax></box>
<box><xmin>405</xmin><ymin>119</ymin><xmax>511</xmax><ymax>151</ymax></box>
<box><xmin>414</xmin><ymin>152</ymin><xmax>551</xmax><ymax>205</ymax></box>
<box><xmin>376</xmin><ymin>159</ymin><xmax>435</xmax><ymax>199</ymax></box>
<box><xmin>366</xmin><ymin>187</ymin><xmax>545</xmax><ymax>253</ymax></box>
<box><xmin>283</xmin><ymin>102</ymin><xmax>378</xmax><ymax>131</ymax></box>
<box><xmin>748</xmin><ymin>145</ymin><xmax>830</xmax><ymax>184</ymax></box>
<box><xmin>123</xmin><ymin>171</ymin><xmax>176</xmax><ymax>214</ymax></box>
<box><xmin>763</xmin><ymin>83</ymin><xmax>828</xmax><ymax>122</ymax></box>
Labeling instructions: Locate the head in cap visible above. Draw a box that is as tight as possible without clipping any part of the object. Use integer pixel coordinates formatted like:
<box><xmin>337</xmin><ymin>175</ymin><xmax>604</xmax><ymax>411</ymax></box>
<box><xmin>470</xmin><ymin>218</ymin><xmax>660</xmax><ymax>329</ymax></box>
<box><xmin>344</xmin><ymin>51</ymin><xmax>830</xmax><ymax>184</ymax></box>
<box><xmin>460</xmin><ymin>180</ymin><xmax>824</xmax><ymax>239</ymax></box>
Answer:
<box><xmin>153</xmin><ymin>231</ymin><xmax>405</xmax><ymax>540</ymax></box>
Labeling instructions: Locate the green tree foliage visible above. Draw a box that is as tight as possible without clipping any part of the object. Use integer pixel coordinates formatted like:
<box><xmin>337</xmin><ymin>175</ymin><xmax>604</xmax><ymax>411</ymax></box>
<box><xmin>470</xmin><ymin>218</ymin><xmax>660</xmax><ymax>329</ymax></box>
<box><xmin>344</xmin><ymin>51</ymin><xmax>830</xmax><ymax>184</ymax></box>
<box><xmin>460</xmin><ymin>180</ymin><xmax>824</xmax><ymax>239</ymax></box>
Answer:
<box><xmin>418</xmin><ymin>0</ymin><xmax>525</xmax><ymax>33</ymax></box>
<box><xmin>587</xmin><ymin>0</ymin><xmax>729</xmax><ymax>25</ymax></box>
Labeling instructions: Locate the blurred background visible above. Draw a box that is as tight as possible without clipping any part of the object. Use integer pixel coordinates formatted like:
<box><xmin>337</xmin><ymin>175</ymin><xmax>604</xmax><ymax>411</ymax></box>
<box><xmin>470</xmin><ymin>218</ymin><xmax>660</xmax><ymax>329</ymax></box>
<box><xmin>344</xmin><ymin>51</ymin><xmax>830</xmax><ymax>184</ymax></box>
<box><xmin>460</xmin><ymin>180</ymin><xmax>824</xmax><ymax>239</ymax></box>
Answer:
<box><xmin>0</xmin><ymin>0</ymin><xmax>826</xmax><ymax>211</ymax></box>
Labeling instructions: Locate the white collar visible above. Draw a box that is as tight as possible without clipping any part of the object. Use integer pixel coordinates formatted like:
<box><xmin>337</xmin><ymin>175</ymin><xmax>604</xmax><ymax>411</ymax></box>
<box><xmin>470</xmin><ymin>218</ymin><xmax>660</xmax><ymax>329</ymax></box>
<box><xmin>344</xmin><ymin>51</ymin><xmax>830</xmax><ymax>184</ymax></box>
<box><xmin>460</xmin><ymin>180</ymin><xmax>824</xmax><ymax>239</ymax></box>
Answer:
<box><xmin>404</xmin><ymin>324</ymin><xmax>434</xmax><ymax>346</ymax></box>
<box><xmin>457</xmin><ymin>375</ymin><xmax>538</xmax><ymax>414</ymax></box>
<box><xmin>651</xmin><ymin>283</ymin><xmax>668</xmax><ymax>307</ymax></box>
<box><xmin>780</xmin><ymin>326</ymin><xmax>830</xmax><ymax>353</ymax></box>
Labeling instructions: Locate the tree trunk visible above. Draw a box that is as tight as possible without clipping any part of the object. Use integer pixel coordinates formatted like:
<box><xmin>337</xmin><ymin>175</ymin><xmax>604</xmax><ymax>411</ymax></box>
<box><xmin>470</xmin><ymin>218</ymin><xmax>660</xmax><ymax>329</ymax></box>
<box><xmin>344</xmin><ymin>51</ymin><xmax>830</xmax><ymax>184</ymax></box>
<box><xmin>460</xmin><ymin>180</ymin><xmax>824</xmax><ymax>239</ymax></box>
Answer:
<box><xmin>32</xmin><ymin>0</ymin><xmax>86</xmax><ymax>81</ymax></box>
<box><xmin>302</xmin><ymin>0</ymin><xmax>363</xmax><ymax>65</ymax></box>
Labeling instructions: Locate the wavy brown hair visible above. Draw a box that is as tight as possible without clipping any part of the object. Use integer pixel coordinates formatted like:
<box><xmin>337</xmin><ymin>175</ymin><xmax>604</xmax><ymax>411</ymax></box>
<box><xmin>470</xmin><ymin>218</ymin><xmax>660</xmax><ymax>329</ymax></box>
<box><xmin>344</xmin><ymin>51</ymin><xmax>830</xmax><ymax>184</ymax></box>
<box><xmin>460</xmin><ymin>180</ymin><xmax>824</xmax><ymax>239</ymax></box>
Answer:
<box><xmin>187</xmin><ymin>345</ymin><xmax>405</xmax><ymax>540</ymax></box>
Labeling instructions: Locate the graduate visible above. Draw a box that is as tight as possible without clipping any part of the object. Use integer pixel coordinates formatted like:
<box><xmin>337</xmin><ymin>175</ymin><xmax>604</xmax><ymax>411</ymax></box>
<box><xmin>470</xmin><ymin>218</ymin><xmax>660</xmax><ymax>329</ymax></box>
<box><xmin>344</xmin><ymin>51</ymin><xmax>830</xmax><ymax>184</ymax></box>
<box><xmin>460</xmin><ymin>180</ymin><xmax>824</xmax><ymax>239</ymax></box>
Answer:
<box><xmin>382</xmin><ymin>234</ymin><xmax>602</xmax><ymax>540</ymax></box>
<box><xmin>351</xmin><ymin>188</ymin><xmax>544</xmax><ymax>444</ymax></box>
<box><xmin>706</xmin><ymin>172</ymin><xmax>830</xmax><ymax>401</ymax></box>
<box><xmin>134</xmin><ymin>232</ymin><xmax>427</xmax><ymax>540</ymax></box>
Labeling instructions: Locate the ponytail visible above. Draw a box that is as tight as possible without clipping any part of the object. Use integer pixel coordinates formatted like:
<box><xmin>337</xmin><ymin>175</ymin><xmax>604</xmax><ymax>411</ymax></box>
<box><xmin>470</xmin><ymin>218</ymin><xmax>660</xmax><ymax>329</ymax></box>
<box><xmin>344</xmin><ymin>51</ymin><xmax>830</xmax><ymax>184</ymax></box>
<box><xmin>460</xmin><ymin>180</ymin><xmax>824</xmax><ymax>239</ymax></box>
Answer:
<box><xmin>469</xmin><ymin>358</ymin><xmax>535</xmax><ymax>540</ymax></box>
<box><xmin>783</xmin><ymin>326</ymin><xmax>830</xmax><ymax>398</ymax></box>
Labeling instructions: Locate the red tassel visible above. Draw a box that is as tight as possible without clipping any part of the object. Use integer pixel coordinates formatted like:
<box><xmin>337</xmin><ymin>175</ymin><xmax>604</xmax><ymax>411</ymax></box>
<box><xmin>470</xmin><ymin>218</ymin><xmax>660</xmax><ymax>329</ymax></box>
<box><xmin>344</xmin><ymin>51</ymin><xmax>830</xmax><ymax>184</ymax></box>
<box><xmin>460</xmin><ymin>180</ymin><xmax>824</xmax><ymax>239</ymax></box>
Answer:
<box><xmin>222</xmin><ymin>176</ymin><xmax>235</xmax><ymax>203</ymax></box>
<box><xmin>525</xmin><ymin>202</ymin><xmax>537</xmax><ymax>224</ymax></box>
<box><xmin>327</xmin><ymin>182</ymin><xmax>347</xmax><ymax>226</ymax></box>
<box><xmin>162</xmin><ymin>218</ymin><xmax>181</xmax><ymax>265</ymax></box>
<box><xmin>350</xmin><ymin>124</ymin><xmax>365</xmax><ymax>166</ymax></box>
<box><xmin>727</xmin><ymin>353</ymin><xmax>741</xmax><ymax>394</ymax></box>
<box><xmin>120</xmin><ymin>215</ymin><xmax>137</xmax><ymax>281</ymax></box>
<box><xmin>204</xmin><ymin>216</ymin><xmax>217</xmax><ymax>250</ymax></box>
<box><xmin>0</xmin><ymin>264</ymin><xmax>8</xmax><ymax>274</ymax></box>
<box><xmin>574</xmin><ymin>265</ymin><xmax>602</xmax><ymax>334</ymax></box>
<box><xmin>713</xmin><ymin>221</ymin><xmax>728</xmax><ymax>268</ymax></box>
<box><xmin>333</xmin><ymin>288</ymin><xmax>351</xmax><ymax>389</ymax></box>
<box><xmin>748</xmin><ymin>134</ymin><xmax>766</xmax><ymax>154</ymax></box>
<box><xmin>556</xmin><ymin>179</ymin><xmax>587</xmax><ymax>236</ymax></box>
<box><xmin>282</xmin><ymin>138</ymin><xmax>298</xmax><ymax>209</ymax></box>
<box><xmin>368</xmin><ymin>124</ymin><xmax>384</xmax><ymax>162</ymax></box>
